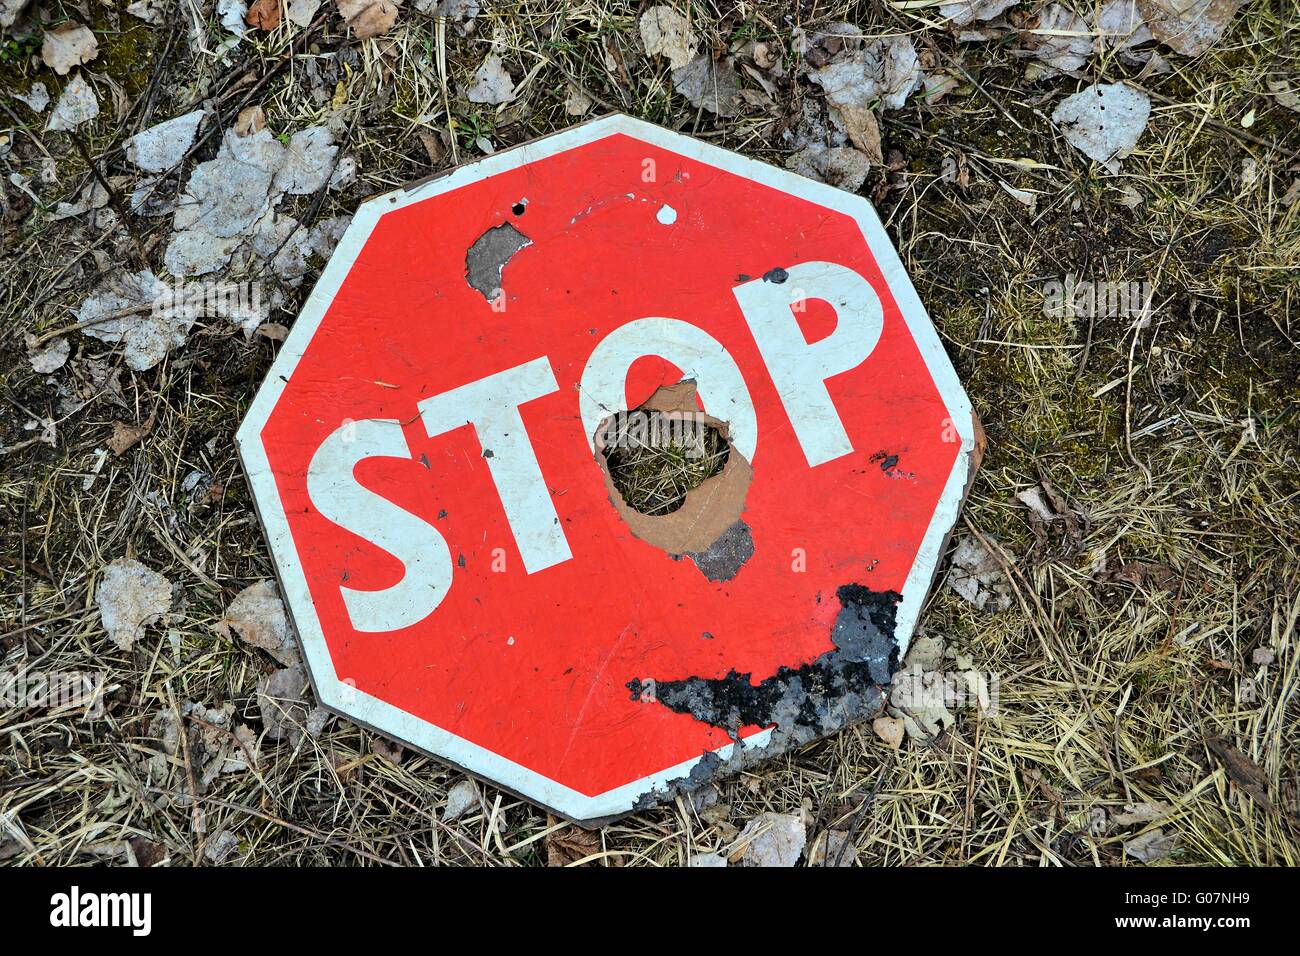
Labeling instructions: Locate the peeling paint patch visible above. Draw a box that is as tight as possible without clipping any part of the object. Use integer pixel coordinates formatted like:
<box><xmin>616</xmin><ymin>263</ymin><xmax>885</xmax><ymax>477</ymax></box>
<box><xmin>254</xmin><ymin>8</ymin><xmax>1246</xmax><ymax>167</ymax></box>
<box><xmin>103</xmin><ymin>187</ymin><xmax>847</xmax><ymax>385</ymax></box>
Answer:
<box><xmin>656</xmin><ymin>203</ymin><xmax>678</xmax><ymax>224</ymax></box>
<box><xmin>681</xmin><ymin>520</ymin><xmax>754</xmax><ymax>581</ymax></box>
<box><xmin>465</xmin><ymin>222</ymin><xmax>532</xmax><ymax>300</ymax></box>
<box><xmin>629</xmin><ymin>585</ymin><xmax>900</xmax><ymax>747</ymax></box>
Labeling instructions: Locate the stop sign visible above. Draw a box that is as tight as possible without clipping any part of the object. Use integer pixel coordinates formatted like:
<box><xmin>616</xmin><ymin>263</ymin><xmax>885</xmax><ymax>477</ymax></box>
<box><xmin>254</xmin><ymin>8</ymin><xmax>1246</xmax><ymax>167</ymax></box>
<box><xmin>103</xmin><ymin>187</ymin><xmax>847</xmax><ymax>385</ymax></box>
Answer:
<box><xmin>237</xmin><ymin>115</ymin><xmax>980</xmax><ymax>822</ymax></box>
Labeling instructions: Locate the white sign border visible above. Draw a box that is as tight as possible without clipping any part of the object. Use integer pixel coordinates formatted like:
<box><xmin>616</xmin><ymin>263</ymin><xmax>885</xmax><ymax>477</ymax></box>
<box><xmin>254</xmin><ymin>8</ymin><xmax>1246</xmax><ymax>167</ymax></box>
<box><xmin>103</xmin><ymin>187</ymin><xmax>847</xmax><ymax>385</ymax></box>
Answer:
<box><xmin>236</xmin><ymin>113</ymin><xmax>979</xmax><ymax>822</ymax></box>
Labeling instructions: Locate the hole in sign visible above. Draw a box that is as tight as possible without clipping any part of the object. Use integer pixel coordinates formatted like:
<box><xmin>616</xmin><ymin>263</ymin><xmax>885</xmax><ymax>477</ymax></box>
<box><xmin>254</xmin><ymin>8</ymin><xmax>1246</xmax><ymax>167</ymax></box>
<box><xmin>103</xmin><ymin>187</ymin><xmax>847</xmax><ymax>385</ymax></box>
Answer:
<box><xmin>593</xmin><ymin>381</ymin><xmax>755</xmax><ymax>580</ymax></box>
<box><xmin>599</xmin><ymin>409</ymin><xmax>730</xmax><ymax>516</ymax></box>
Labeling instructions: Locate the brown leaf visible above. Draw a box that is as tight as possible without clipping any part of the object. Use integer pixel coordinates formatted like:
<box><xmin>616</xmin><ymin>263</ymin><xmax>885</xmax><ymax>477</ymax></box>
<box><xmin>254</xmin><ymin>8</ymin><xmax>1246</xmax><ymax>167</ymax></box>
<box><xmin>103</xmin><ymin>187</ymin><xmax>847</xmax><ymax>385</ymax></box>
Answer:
<box><xmin>127</xmin><ymin>836</ymin><xmax>167</xmax><ymax>867</ymax></box>
<box><xmin>1205</xmin><ymin>736</ymin><xmax>1274</xmax><ymax>813</ymax></box>
<box><xmin>234</xmin><ymin>105</ymin><xmax>266</xmax><ymax>137</ymax></box>
<box><xmin>543</xmin><ymin>814</ymin><xmax>601</xmax><ymax>866</ymax></box>
<box><xmin>1100</xmin><ymin>560</ymin><xmax>1177</xmax><ymax>589</ymax></box>
<box><xmin>416</xmin><ymin>128</ymin><xmax>446</xmax><ymax>167</ymax></box>
<box><xmin>246</xmin><ymin>0</ymin><xmax>283</xmax><ymax>30</ymax></box>
<box><xmin>255</xmin><ymin>322</ymin><xmax>289</xmax><ymax>341</ymax></box>
<box><xmin>107</xmin><ymin>411</ymin><xmax>155</xmax><ymax>456</ymax></box>
<box><xmin>337</xmin><ymin>0</ymin><xmax>401</xmax><ymax>40</ymax></box>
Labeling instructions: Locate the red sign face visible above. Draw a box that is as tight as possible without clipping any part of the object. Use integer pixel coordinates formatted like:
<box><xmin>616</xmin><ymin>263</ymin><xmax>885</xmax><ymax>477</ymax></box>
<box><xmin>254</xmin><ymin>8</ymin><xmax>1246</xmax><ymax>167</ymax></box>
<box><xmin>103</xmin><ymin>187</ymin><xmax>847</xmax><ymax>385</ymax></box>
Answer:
<box><xmin>238</xmin><ymin>115</ymin><xmax>979</xmax><ymax>821</ymax></box>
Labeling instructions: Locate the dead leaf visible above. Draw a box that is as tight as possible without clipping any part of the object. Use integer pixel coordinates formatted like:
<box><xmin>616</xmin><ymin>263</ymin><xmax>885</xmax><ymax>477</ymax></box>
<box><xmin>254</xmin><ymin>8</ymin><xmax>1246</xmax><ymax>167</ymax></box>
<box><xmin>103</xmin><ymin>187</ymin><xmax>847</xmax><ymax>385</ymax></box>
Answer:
<box><xmin>940</xmin><ymin>0</ymin><xmax>1019</xmax><ymax>26</ymax></box>
<box><xmin>107</xmin><ymin>412</ymin><xmax>155</xmax><ymax>456</ymax></box>
<box><xmin>1112</xmin><ymin>801</ymin><xmax>1170</xmax><ymax>826</ymax></box>
<box><xmin>97</xmin><ymin>558</ymin><xmax>172</xmax><ymax>650</ymax></box>
<box><xmin>786</xmin><ymin>145</ymin><xmax>873</xmax><ymax>192</ymax></box>
<box><xmin>1029</xmin><ymin>4</ymin><xmax>1094</xmax><ymax>75</ymax></box>
<box><xmin>1099</xmin><ymin>559</ymin><xmax>1177</xmax><ymax>589</ymax></box>
<box><xmin>234</xmin><ymin>105</ymin><xmax>266</xmax><ymax>136</ymax></box>
<box><xmin>285</xmin><ymin>0</ymin><xmax>321</xmax><ymax>27</ymax></box>
<box><xmin>808</xmin><ymin>829</ymin><xmax>857</xmax><ymax>866</ymax></box>
<box><xmin>416</xmin><ymin>127</ymin><xmax>446</xmax><ymax>166</ymax></box>
<box><xmin>544</xmin><ymin>815</ymin><xmax>600</xmax><ymax>866</ymax></box>
<box><xmin>464</xmin><ymin>53</ymin><xmax>515</xmax><ymax>104</ymax></box>
<box><xmin>672</xmin><ymin>53</ymin><xmax>741</xmax><ymax>117</ymax></box>
<box><xmin>255</xmin><ymin>322</ymin><xmax>290</xmax><ymax>341</ymax></box>
<box><xmin>872</xmin><ymin>715</ymin><xmax>905</xmax><ymax>750</ymax></box>
<box><xmin>1052</xmin><ymin>82</ymin><xmax>1151</xmax><ymax>173</ymax></box>
<box><xmin>126</xmin><ymin>109</ymin><xmax>205</xmax><ymax>173</ymax></box>
<box><xmin>337</xmin><ymin>0</ymin><xmax>400</xmax><ymax>39</ymax></box>
<box><xmin>257</xmin><ymin>663</ymin><xmax>329</xmax><ymax>744</ymax></box>
<box><xmin>25</xmin><ymin>334</ymin><xmax>70</xmax><ymax>373</ymax></box>
<box><xmin>1267</xmin><ymin>77</ymin><xmax>1300</xmax><ymax>113</ymax></box>
<box><xmin>46</xmin><ymin>73</ymin><xmax>99</xmax><ymax>133</ymax></box>
<box><xmin>1137</xmin><ymin>0</ymin><xmax>1242</xmax><ymax>56</ymax></box>
<box><xmin>442</xmin><ymin>778</ymin><xmax>479</xmax><ymax>821</ymax></box>
<box><xmin>79</xmin><ymin>270</ymin><xmax>192</xmax><ymax>371</ymax></box>
<box><xmin>946</xmin><ymin>535</ymin><xmax>1013</xmax><ymax>612</ymax></box>
<box><xmin>1205</xmin><ymin>736</ymin><xmax>1274</xmax><ymax>813</ymax></box>
<box><xmin>1124</xmin><ymin>826</ymin><xmax>1178</xmax><ymax>862</ymax></box>
<box><xmin>564</xmin><ymin>83</ymin><xmax>594</xmax><ymax>117</ymax></box>
<box><xmin>216</xmin><ymin>579</ymin><xmax>301</xmax><ymax>666</ymax></box>
<box><xmin>246</xmin><ymin>0</ymin><xmax>282</xmax><ymax>29</ymax></box>
<box><xmin>16</xmin><ymin>82</ymin><xmax>49</xmax><ymax>113</ymax></box>
<box><xmin>42</xmin><ymin>22</ymin><xmax>98</xmax><ymax>76</ymax></box>
<box><xmin>730</xmin><ymin>812</ymin><xmax>806</xmax><ymax>866</ymax></box>
<box><xmin>639</xmin><ymin>5</ymin><xmax>697</xmax><ymax>71</ymax></box>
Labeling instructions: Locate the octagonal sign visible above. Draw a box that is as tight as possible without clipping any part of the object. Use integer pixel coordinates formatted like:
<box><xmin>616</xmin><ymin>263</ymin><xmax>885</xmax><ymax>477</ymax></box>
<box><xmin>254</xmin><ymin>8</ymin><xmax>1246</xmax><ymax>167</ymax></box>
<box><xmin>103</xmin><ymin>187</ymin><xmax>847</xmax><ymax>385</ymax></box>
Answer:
<box><xmin>237</xmin><ymin>114</ymin><xmax>980</xmax><ymax>822</ymax></box>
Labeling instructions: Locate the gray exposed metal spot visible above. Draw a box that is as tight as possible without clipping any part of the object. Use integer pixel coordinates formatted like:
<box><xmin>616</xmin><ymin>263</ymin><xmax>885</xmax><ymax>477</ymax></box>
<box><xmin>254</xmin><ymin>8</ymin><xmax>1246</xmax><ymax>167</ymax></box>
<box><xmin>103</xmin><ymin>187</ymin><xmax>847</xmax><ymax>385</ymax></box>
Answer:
<box><xmin>682</xmin><ymin>520</ymin><xmax>754</xmax><ymax>582</ymax></box>
<box><xmin>625</xmin><ymin>586</ymin><xmax>902</xmax><ymax>804</ymax></box>
<box><xmin>465</xmin><ymin>222</ymin><xmax>532</xmax><ymax>300</ymax></box>
<box><xmin>762</xmin><ymin>266</ymin><xmax>789</xmax><ymax>283</ymax></box>
<box><xmin>629</xmin><ymin>585</ymin><xmax>900</xmax><ymax>744</ymax></box>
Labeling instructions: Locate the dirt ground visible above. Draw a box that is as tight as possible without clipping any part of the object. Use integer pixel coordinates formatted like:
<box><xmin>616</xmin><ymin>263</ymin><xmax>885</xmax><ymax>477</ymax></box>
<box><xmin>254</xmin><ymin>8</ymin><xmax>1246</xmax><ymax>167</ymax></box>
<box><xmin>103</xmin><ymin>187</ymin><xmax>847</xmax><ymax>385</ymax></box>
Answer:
<box><xmin>1</xmin><ymin>1</ymin><xmax>1297</xmax><ymax>866</ymax></box>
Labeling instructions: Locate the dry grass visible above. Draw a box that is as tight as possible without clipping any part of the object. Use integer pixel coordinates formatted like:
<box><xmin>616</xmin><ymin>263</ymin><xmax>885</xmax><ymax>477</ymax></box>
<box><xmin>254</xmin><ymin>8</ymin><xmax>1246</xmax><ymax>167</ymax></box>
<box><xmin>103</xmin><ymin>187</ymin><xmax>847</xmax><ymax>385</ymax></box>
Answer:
<box><xmin>1</xmin><ymin>1</ymin><xmax>1297</xmax><ymax>866</ymax></box>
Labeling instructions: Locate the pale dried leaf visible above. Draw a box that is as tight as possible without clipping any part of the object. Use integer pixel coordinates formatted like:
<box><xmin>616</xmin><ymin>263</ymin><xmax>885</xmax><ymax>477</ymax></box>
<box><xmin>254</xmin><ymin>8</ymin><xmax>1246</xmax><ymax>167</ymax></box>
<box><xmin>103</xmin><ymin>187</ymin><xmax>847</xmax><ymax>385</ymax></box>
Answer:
<box><xmin>97</xmin><ymin>558</ymin><xmax>172</xmax><ymax>650</ymax></box>
<box><xmin>285</xmin><ymin>0</ymin><xmax>321</xmax><ymax>26</ymax></box>
<box><xmin>1112</xmin><ymin>801</ymin><xmax>1170</xmax><ymax>826</ymax></box>
<box><xmin>564</xmin><ymin>84</ymin><xmax>594</xmax><ymax>116</ymax></box>
<box><xmin>786</xmin><ymin>145</ymin><xmax>872</xmax><ymax>192</ymax></box>
<box><xmin>46</xmin><ymin>73</ymin><xmax>99</xmax><ymax>132</ymax></box>
<box><xmin>1267</xmin><ymin>78</ymin><xmax>1300</xmax><ymax>113</ymax></box>
<box><xmin>25</xmin><ymin>334</ymin><xmax>69</xmax><ymax>373</ymax></box>
<box><xmin>42</xmin><ymin>22</ymin><xmax>98</xmax><ymax>75</ymax></box>
<box><xmin>79</xmin><ymin>270</ymin><xmax>195</xmax><ymax>371</ymax></box>
<box><xmin>1097</xmin><ymin>0</ymin><xmax>1154</xmax><ymax>51</ymax></box>
<box><xmin>1137</xmin><ymin>0</ymin><xmax>1242</xmax><ymax>56</ymax></box>
<box><xmin>217</xmin><ymin>580</ymin><xmax>301</xmax><ymax>666</ymax></box>
<box><xmin>1052</xmin><ymin>82</ymin><xmax>1151</xmax><ymax>173</ymax></box>
<box><xmin>274</xmin><ymin>125</ymin><xmax>338</xmax><ymax>194</ymax></box>
<box><xmin>939</xmin><ymin>0</ymin><xmax>1018</xmax><ymax>26</ymax></box>
<box><xmin>639</xmin><ymin>5</ymin><xmax>697</xmax><ymax>71</ymax></box>
<box><xmin>126</xmin><ymin>0</ymin><xmax>167</xmax><ymax>24</ymax></box>
<box><xmin>465</xmin><ymin>54</ymin><xmax>515</xmax><ymax>104</ymax></box>
<box><xmin>15</xmin><ymin>82</ymin><xmax>49</xmax><ymax>113</ymax></box>
<box><xmin>732</xmin><ymin>812</ymin><xmax>806</xmax><ymax>867</ymax></box>
<box><xmin>1124</xmin><ymin>827</ymin><xmax>1178</xmax><ymax>862</ymax></box>
<box><xmin>257</xmin><ymin>664</ymin><xmax>328</xmax><ymax>744</ymax></box>
<box><xmin>1032</xmin><ymin>4</ymin><xmax>1095</xmax><ymax>75</ymax></box>
<box><xmin>126</xmin><ymin>110</ymin><xmax>205</xmax><ymax>173</ymax></box>
<box><xmin>808</xmin><ymin>830</ymin><xmax>857</xmax><ymax>866</ymax></box>
<box><xmin>872</xmin><ymin>715</ymin><xmax>905</xmax><ymax>750</ymax></box>
<box><xmin>672</xmin><ymin>53</ymin><xmax>740</xmax><ymax>117</ymax></box>
<box><xmin>442</xmin><ymin>779</ymin><xmax>479</xmax><ymax>821</ymax></box>
<box><xmin>946</xmin><ymin>535</ymin><xmax>1013</xmax><ymax>612</ymax></box>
